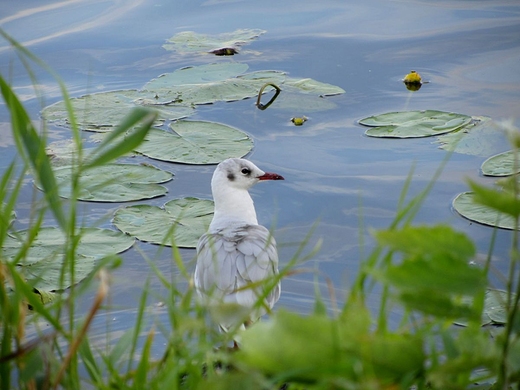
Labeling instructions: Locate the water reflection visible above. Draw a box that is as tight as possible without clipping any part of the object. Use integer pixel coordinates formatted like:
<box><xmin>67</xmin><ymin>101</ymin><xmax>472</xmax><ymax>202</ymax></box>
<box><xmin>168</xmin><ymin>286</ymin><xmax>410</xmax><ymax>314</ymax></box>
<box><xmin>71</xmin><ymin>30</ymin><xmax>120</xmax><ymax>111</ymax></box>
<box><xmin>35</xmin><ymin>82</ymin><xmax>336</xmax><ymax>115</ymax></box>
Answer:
<box><xmin>0</xmin><ymin>0</ymin><xmax>146</xmax><ymax>52</ymax></box>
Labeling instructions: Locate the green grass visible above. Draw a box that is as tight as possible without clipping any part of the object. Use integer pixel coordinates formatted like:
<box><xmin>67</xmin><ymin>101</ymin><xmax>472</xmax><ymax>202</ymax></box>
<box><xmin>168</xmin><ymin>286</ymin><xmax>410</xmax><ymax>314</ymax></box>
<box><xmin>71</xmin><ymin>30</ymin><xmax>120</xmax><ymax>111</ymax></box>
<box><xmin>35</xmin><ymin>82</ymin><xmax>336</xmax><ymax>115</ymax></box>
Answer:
<box><xmin>1</xmin><ymin>29</ymin><xmax>520</xmax><ymax>389</ymax></box>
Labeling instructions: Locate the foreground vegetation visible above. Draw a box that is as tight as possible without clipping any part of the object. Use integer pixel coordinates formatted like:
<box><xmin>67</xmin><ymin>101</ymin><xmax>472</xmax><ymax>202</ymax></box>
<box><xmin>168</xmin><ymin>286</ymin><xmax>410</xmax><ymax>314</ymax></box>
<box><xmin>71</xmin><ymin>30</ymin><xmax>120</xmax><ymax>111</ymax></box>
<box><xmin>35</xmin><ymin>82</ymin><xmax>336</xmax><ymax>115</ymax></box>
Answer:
<box><xmin>1</xmin><ymin>31</ymin><xmax>520</xmax><ymax>389</ymax></box>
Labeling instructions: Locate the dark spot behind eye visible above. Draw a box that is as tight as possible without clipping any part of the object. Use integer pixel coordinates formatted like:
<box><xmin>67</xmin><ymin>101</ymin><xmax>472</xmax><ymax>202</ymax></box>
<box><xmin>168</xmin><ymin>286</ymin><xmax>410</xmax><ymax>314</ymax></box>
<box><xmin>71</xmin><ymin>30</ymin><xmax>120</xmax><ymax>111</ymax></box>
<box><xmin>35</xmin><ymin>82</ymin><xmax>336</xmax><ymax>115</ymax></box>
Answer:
<box><xmin>227</xmin><ymin>172</ymin><xmax>235</xmax><ymax>181</ymax></box>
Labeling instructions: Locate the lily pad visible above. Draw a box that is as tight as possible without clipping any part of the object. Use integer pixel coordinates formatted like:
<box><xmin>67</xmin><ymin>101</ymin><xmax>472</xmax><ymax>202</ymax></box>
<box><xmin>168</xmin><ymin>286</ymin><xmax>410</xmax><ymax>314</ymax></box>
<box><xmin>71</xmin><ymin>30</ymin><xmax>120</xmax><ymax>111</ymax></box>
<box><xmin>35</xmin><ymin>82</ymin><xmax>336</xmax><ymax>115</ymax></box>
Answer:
<box><xmin>434</xmin><ymin>117</ymin><xmax>507</xmax><ymax>157</ymax></box>
<box><xmin>162</xmin><ymin>29</ymin><xmax>266</xmax><ymax>54</ymax></box>
<box><xmin>284</xmin><ymin>77</ymin><xmax>345</xmax><ymax>97</ymax></box>
<box><xmin>2</xmin><ymin>227</ymin><xmax>134</xmax><ymax>291</ymax></box>
<box><xmin>360</xmin><ymin>110</ymin><xmax>472</xmax><ymax>138</ymax></box>
<box><xmin>481</xmin><ymin>150</ymin><xmax>520</xmax><ymax>177</ymax></box>
<box><xmin>143</xmin><ymin>64</ymin><xmax>285</xmax><ymax>104</ymax></box>
<box><xmin>35</xmin><ymin>164</ymin><xmax>173</xmax><ymax>202</ymax></box>
<box><xmin>453</xmin><ymin>192</ymin><xmax>517</xmax><ymax>230</ymax></box>
<box><xmin>143</xmin><ymin>63</ymin><xmax>344</xmax><ymax>106</ymax></box>
<box><xmin>134</xmin><ymin>121</ymin><xmax>253</xmax><ymax>164</ymax></box>
<box><xmin>455</xmin><ymin>289</ymin><xmax>515</xmax><ymax>326</ymax></box>
<box><xmin>483</xmin><ymin>289</ymin><xmax>514</xmax><ymax>325</ymax></box>
<box><xmin>113</xmin><ymin>197</ymin><xmax>214</xmax><ymax>248</ymax></box>
<box><xmin>42</xmin><ymin>90</ymin><xmax>195</xmax><ymax>132</ymax></box>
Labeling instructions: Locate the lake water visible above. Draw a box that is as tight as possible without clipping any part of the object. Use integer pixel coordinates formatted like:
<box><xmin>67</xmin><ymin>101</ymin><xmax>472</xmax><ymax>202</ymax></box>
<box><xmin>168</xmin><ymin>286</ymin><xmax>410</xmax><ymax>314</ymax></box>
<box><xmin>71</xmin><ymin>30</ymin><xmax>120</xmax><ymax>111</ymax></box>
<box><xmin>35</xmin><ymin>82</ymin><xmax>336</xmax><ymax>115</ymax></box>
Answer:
<box><xmin>1</xmin><ymin>0</ymin><xmax>519</xmax><ymax>347</ymax></box>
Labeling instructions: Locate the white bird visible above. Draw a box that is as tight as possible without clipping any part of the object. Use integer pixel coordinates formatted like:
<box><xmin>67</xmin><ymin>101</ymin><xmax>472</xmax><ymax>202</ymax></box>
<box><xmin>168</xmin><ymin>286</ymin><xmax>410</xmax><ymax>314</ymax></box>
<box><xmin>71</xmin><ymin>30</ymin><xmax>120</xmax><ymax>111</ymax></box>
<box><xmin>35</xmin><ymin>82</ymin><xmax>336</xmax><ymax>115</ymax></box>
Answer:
<box><xmin>194</xmin><ymin>158</ymin><xmax>284</xmax><ymax>333</ymax></box>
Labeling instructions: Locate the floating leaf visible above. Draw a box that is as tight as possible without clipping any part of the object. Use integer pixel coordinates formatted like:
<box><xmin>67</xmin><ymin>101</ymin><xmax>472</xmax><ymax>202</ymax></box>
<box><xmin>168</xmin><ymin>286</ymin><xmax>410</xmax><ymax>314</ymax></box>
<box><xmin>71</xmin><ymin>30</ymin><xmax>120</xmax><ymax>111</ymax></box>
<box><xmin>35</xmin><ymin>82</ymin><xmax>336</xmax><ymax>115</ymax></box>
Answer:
<box><xmin>146</xmin><ymin>63</ymin><xmax>249</xmax><ymax>89</ymax></box>
<box><xmin>481</xmin><ymin>150</ymin><xmax>520</xmax><ymax>177</ymax></box>
<box><xmin>143</xmin><ymin>64</ymin><xmax>344</xmax><ymax>106</ymax></box>
<box><xmin>453</xmin><ymin>192</ymin><xmax>517</xmax><ymax>230</ymax></box>
<box><xmin>455</xmin><ymin>289</ymin><xmax>515</xmax><ymax>326</ymax></box>
<box><xmin>435</xmin><ymin>117</ymin><xmax>506</xmax><ymax>157</ymax></box>
<box><xmin>134</xmin><ymin>121</ymin><xmax>253</xmax><ymax>164</ymax></box>
<box><xmin>483</xmin><ymin>289</ymin><xmax>514</xmax><ymax>324</ymax></box>
<box><xmin>360</xmin><ymin>110</ymin><xmax>472</xmax><ymax>138</ymax></box>
<box><xmin>42</xmin><ymin>90</ymin><xmax>195</xmax><ymax>132</ymax></box>
<box><xmin>113</xmin><ymin>197</ymin><xmax>214</xmax><ymax>248</ymax></box>
<box><xmin>284</xmin><ymin>77</ymin><xmax>345</xmax><ymax>96</ymax></box>
<box><xmin>35</xmin><ymin>164</ymin><xmax>173</xmax><ymax>202</ymax></box>
<box><xmin>143</xmin><ymin>64</ymin><xmax>285</xmax><ymax>105</ymax></box>
<box><xmin>162</xmin><ymin>29</ymin><xmax>266</xmax><ymax>54</ymax></box>
<box><xmin>2</xmin><ymin>227</ymin><xmax>134</xmax><ymax>291</ymax></box>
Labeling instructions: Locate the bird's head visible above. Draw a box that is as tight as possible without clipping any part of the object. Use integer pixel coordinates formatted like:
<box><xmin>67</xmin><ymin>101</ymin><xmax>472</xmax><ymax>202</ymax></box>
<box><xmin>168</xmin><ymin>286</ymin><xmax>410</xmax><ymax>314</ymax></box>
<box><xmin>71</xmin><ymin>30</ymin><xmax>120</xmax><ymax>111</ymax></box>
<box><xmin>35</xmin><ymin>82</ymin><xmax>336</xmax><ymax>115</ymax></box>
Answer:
<box><xmin>213</xmin><ymin>158</ymin><xmax>284</xmax><ymax>191</ymax></box>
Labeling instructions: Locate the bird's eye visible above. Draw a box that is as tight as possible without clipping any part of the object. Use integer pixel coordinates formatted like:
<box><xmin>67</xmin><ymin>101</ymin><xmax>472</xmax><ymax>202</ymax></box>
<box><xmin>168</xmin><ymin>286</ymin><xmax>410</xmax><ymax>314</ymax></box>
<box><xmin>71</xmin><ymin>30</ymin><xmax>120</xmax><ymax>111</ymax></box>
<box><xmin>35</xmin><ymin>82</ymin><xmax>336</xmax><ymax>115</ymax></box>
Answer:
<box><xmin>241</xmin><ymin>168</ymin><xmax>251</xmax><ymax>175</ymax></box>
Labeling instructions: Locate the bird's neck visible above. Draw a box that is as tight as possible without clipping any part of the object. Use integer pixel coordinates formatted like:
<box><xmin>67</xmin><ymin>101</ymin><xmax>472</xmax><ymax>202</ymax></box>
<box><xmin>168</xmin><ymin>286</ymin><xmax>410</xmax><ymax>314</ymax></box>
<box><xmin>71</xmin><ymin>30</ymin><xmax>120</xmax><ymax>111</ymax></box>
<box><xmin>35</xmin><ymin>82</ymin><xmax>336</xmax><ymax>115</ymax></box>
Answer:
<box><xmin>210</xmin><ymin>186</ymin><xmax>258</xmax><ymax>231</ymax></box>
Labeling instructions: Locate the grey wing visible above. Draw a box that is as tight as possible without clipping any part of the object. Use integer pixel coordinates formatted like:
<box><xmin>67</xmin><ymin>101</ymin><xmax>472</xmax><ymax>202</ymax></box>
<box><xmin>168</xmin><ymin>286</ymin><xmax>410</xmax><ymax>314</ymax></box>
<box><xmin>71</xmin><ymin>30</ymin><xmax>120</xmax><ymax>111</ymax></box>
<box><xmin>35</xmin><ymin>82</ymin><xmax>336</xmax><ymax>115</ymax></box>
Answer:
<box><xmin>194</xmin><ymin>224</ymin><xmax>281</xmax><ymax>311</ymax></box>
<box><xmin>234</xmin><ymin>225</ymin><xmax>281</xmax><ymax>310</ymax></box>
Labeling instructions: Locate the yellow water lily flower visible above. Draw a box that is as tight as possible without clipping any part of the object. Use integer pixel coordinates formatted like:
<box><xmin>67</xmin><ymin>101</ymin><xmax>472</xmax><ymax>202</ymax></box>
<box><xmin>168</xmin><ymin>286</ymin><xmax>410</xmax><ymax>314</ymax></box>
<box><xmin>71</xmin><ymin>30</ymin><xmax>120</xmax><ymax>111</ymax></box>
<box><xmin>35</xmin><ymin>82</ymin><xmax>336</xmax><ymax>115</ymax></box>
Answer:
<box><xmin>403</xmin><ymin>70</ymin><xmax>422</xmax><ymax>84</ymax></box>
<box><xmin>291</xmin><ymin>116</ymin><xmax>308</xmax><ymax>126</ymax></box>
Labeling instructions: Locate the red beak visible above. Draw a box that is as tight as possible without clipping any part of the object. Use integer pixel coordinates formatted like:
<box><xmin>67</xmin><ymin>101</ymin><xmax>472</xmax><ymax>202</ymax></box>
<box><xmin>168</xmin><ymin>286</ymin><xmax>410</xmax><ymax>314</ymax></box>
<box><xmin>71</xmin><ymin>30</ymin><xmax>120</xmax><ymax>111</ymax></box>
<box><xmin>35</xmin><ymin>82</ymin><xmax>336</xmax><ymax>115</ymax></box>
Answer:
<box><xmin>258</xmin><ymin>172</ymin><xmax>285</xmax><ymax>181</ymax></box>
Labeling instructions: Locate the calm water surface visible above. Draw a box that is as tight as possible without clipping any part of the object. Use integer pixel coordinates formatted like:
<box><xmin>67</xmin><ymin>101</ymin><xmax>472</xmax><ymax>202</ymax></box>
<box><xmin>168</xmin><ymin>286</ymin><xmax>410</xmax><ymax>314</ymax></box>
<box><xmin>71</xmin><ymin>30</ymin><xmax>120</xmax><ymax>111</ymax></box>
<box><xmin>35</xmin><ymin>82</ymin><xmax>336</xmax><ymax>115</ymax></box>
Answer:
<box><xmin>1</xmin><ymin>0</ymin><xmax>519</xmax><ymax>347</ymax></box>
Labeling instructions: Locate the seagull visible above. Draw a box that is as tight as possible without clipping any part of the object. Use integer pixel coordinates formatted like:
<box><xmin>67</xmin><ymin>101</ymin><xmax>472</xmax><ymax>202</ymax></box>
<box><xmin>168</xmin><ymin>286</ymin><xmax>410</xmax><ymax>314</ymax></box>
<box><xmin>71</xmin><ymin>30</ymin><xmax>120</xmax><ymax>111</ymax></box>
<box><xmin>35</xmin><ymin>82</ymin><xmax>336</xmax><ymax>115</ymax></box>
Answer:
<box><xmin>194</xmin><ymin>158</ymin><xmax>284</xmax><ymax>334</ymax></box>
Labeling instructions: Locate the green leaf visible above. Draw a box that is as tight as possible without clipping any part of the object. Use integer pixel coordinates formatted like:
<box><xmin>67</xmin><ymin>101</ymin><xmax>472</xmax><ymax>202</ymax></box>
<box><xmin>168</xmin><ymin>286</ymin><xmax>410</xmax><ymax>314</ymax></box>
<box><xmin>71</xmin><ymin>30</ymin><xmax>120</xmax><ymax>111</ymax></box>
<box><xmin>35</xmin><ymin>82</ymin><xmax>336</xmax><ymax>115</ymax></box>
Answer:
<box><xmin>373</xmin><ymin>225</ymin><xmax>485</xmax><ymax>319</ymax></box>
<box><xmin>453</xmin><ymin>192</ymin><xmax>518</xmax><ymax>230</ymax></box>
<box><xmin>35</xmin><ymin>163</ymin><xmax>172</xmax><ymax>202</ymax></box>
<box><xmin>399</xmin><ymin>290</ymin><xmax>477</xmax><ymax>320</ymax></box>
<box><xmin>469</xmin><ymin>180</ymin><xmax>520</xmax><ymax>219</ymax></box>
<box><xmin>484</xmin><ymin>289</ymin><xmax>514</xmax><ymax>325</ymax></box>
<box><xmin>456</xmin><ymin>289</ymin><xmax>516</xmax><ymax>326</ymax></box>
<box><xmin>1</xmin><ymin>75</ymin><xmax>66</xmax><ymax>229</ymax></box>
<box><xmin>374</xmin><ymin>225</ymin><xmax>476</xmax><ymax>261</ymax></box>
<box><xmin>143</xmin><ymin>64</ymin><xmax>344</xmax><ymax>106</ymax></box>
<box><xmin>134</xmin><ymin>121</ymin><xmax>253</xmax><ymax>164</ymax></box>
<box><xmin>84</xmin><ymin>107</ymin><xmax>157</xmax><ymax>169</ymax></box>
<box><xmin>481</xmin><ymin>150</ymin><xmax>520</xmax><ymax>177</ymax></box>
<box><xmin>113</xmin><ymin>197</ymin><xmax>214</xmax><ymax>248</ymax></box>
<box><xmin>42</xmin><ymin>90</ymin><xmax>195</xmax><ymax>132</ymax></box>
<box><xmin>284</xmin><ymin>77</ymin><xmax>345</xmax><ymax>96</ymax></box>
<box><xmin>238</xmin><ymin>310</ymin><xmax>424</xmax><ymax>383</ymax></box>
<box><xmin>162</xmin><ymin>29</ymin><xmax>266</xmax><ymax>53</ymax></box>
<box><xmin>378</xmin><ymin>254</ymin><xmax>486</xmax><ymax>297</ymax></box>
<box><xmin>143</xmin><ymin>64</ymin><xmax>283</xmax><ymax>104</ymax></box>
<box><xmin>360</xmin><ymin>110</ymin><xmax>472</xmax><ymax>138</ymax></box>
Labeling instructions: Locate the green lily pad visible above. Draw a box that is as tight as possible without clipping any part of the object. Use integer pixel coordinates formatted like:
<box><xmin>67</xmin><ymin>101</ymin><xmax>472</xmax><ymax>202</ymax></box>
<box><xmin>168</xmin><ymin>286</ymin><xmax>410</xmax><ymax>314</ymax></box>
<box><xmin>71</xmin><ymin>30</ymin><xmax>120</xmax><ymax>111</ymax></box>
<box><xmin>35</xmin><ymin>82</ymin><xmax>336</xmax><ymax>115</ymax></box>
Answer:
<box><xmin>42</xmin><ymin>90</ymin><xmax>195</xmax><ymax>132</ymax></box>
<box><xmin>455</xmin><ymin>289</ymin><xmax>515</xmax><ymax>326</ymax></box>
<box><xmin>163</xmin><ymin>29</ymin><xmax>266</xmax><ymax>54</ymax></box>
<box><xmin>453</xmin><ymin>192</ymin><xmax>517</xmax><ymax>230</ymax></box>
<box><xmin>2</xmin><ymin>227</ymin><xmax>134</xmax><ymax>291</ymax></box>
<box><xmin>284</xmin><ymin>77</ymin><xmax>345</xmax><ymax>97</ymax></box>
<box><xmin>434</xmin><ymin>117</ymin><xmax>507</xmax><ymax>157</ymax></box>
<box><xmin>113</xmin><ymin>197</ymin><xmax>214</xmax><ymax>248</ymax></box>
<box><xmin>482</xmin><ymin>289</ymin><xmax>515</xmax><ymax>324</ymax></box>
<box><xmin>35</xmin><ymin>164</ymin><xmax>173</xmax><ymax>202</ymax></box>
<box><xmin>481</xmin><ymin>150</ymin><xmax>520</xmax><ymax>177</ymax></box>
<box><xmin>143</xmin><ymin>64</ymin><xmax>285</xmax><ymax>104</ymax></box>
<box><xmin>134</xmin><ymin>121</ymin><xmax>253</xmax><ymax>164</ymax></box>
<box><xmin>360</xmin><ymin>110</ymin><xmax>472</xmax><ymax>138</ymax></box>
<box><xmin>143</xmin><ymin>63</ymin><xmax>344</xmax><ymax>106</ymax></box>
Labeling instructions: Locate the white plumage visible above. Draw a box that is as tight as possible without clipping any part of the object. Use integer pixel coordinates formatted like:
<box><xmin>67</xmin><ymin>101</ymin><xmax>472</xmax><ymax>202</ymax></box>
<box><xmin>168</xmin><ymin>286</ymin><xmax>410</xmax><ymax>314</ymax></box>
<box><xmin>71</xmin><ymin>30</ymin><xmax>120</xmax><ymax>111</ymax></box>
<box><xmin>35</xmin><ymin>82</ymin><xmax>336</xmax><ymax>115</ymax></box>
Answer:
<box><xmin>194</xmin><ymin>158</ymin><xmax>284</xmax><ymax>331</ymax></box>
